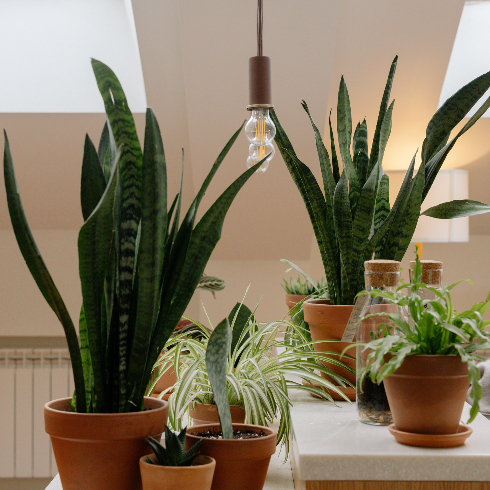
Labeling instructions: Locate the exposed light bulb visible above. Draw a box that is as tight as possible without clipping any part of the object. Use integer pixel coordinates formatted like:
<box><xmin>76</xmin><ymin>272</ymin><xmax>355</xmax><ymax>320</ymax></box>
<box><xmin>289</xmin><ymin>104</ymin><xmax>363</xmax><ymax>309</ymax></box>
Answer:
<box><xmin>247</xmin><ymin>141</ymin><xmax>274</xmax><ymax>173</ymax></box>
<box><xmin>245</xmin><ymin>109</ymin><xmax>275</xmax><ymax>145</ymax></box>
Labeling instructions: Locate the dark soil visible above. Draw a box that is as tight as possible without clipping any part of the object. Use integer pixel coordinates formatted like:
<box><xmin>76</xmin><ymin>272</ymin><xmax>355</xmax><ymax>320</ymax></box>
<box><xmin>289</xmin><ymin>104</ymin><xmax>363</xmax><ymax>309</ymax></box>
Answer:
<box><xmin>194</xmin><ymin>428</ymin><xmax>268</xmax><ymax>440</ymax></box>
<box><xmin>357</xmin><ymin>377</ymin><xmax>390</xmax><ymax>412</ymax></box>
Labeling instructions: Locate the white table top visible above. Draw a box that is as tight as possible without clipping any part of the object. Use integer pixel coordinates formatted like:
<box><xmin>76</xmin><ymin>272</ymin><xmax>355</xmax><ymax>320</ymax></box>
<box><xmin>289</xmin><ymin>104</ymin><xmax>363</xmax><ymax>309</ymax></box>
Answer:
<box><xmin>290</xmin><ymin>391</ymin><xmax>490</xmax><ymax>482</ymax></box>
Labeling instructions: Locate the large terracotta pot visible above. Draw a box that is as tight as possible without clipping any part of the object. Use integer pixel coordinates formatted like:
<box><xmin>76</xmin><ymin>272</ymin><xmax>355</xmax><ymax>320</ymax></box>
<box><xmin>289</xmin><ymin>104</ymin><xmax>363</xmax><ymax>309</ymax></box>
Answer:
<box><xmin>189</xmin><ymin>402</ymin><xmax>246</xmax><ymax>426</ymax></box>
<box><xmin>45</xmin><ymin>397</ymin><xmax>168</xmax><ymax>490</ymax></box>
<box><xmin>139</xmin><ymin>454</ymin><xmax>216</xmax><ymax>490</ymax></box>
<box><xmin>303</xmin><ymin>299</ymin><xmax>356</xmax><ymax>401</ymax></box>
<box><xmin>383</xmin><ymin>355</ymin><xmax>469</xmax><ymax>434</ymax></box>
<box><xmin>185</xmin><ymin>423</ymin><xmax>276</xmax><ymax>490</ymax></box>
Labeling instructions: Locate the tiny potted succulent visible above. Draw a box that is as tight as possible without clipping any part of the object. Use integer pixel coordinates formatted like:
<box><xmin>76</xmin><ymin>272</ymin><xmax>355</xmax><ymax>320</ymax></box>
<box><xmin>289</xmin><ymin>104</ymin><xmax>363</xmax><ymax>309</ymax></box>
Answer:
<box><xmin>139</xmin><ymin>426</ymin><xmax>215</xmax><ymax>490</ymax></box>
<box><xmin>271</xmin><ymin>56</ymin><xmax>490</xmax><ymax>401</ymax></box>
<box><xmin>156</xmin><ymin>301</ymin><xmax>351</xmax><ymax>459</ymax></box>
<box><xmin>182</xmin><ymin>317</ymin><xmax>277</xmax><ymax>490</ymax></box>
<box><xmin>3</xmin><ymin>60</ymin><xmax>261</xmax><ymax>490</ymax></box>
<box><xmin>360</xmin><ymin>255</ymin><xmax>490</xmax><ymax>446</ymax></box>
<box><xmin>282</xmin><ymin>272</ymin><xmax>327</xmax><ymax>312</ymax></box>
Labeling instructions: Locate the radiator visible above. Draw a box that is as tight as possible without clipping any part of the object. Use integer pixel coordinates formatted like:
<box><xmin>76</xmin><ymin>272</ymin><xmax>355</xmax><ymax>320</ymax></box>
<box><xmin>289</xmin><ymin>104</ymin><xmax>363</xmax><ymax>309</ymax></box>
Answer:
<box><xmin>0</xmin><ymin>348</ymin><xmax>73</xmax><ymax>478</ymax></box>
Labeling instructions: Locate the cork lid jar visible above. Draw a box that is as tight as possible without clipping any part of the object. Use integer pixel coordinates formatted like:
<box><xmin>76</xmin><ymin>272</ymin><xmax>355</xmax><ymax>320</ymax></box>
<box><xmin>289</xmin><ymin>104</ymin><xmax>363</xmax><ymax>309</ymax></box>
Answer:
<box><xmin>364</xmin><ymin>259</ymin><xmax>401</xmax><ymax>289</ymax></box>
<box><xmin>409</xmin><ymin>260</ymin><xmax>443</xmax><ymax>287</ymax></box>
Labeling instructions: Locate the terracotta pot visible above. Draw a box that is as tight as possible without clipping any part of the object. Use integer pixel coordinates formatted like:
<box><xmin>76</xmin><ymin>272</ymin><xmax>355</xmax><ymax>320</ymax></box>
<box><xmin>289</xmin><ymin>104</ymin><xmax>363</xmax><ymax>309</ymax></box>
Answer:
<box><xmin>185</xmin><ymin>423</ymin><xmax>276</xmax><ymax>490</ymax></box>
<box><xmin>44</xmin><ymin>397</ymin><xmax>168</xmax><ymax>490</ymax></box>
<box><xmin>152</xmin><ymin>361</ymin><xmax>178</xmax><ymax>401</ymax></box>
<box><xmin>285</xmin><ymin>294</ymin><xmax>308</xmax><ymax>312</ymax></box>
<box><xmin>303</xmin><ymin>299</ymin><xmax>356</xmax><ymax>401</ymax></box>
<box><xmin>139</xmin><ymin>454</ymin><xmax>216</xmax><ymax>490</ymax></box>
<box><xmin>383</xmin><ymin>355</ymin><xmax>469</xmax><ymax>435</ymax></box>
<box><xmin>189</xmin><ymin>402</ymin><xmax>245</xmax><ymax>426</ymax></box>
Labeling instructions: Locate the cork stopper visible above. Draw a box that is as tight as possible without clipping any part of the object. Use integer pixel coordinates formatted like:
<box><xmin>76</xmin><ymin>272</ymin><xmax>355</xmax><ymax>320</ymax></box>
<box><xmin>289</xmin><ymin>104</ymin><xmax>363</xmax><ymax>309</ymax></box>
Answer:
<box><xmin>364</xmin><ymin>260</ymin><xmax>401</xmax><ymax>288</ymax></box>
<box><xmin>409</xmin><ymin>260</ymin><xmax>443</xmax><ymax>286</ymax></box>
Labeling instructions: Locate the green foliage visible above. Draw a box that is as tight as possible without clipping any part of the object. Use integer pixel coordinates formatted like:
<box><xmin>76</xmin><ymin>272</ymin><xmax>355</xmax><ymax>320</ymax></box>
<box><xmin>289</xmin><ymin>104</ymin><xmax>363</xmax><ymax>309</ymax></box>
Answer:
<box><xmin>3</xmin><ymin>60</ymin><xmax>260</xmax><ymax>413</ymax></box>
<box><xmin>146</xmin><ymin>426</ymin><xmax>203</xmax><ymax>467</ymax></box>
<box><xmin>197</xmin><ymin>274</ymin><xmax>226</xmax><ymax>298</ymax></box>
<box><xmin>422</xmin><ymin>199</ymin><xmax>490</xmax><ymax>219</ymax></box>
<box><xmin>156</xmin><ymin>301</ymin><xmax>354</xmax><ymax>457</ymax></box>
<box><xmin>282</xmin><ymin>276</ymin><xmax>327</xmax><ymax>295</ymax></box>
<box><xmin>360</xmin><ymin>254</ymin><xmax>490</xmax><ymax>423</ymax></box>
<box><xmin>271</xmin><ymin>57</ymin><xmax>490</xmax><ymax>305</ymax></box>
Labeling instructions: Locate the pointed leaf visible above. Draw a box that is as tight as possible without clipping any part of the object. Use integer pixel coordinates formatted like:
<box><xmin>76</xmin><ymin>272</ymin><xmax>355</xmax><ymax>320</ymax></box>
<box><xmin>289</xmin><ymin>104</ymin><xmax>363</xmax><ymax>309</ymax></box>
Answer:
<box><xmin>81</xmin><ymin>134</ymin><xmax>106</xmax><ymax>221</ymax></box>
<box><xmin>353</xmin><ymin>120</ymin><xmax>369</xmax><ymax>185</ymax></box>
<box><xmin>329</xmin><ymin>110</ymin><xmax>340</xmax><ymax>183</ymax></box>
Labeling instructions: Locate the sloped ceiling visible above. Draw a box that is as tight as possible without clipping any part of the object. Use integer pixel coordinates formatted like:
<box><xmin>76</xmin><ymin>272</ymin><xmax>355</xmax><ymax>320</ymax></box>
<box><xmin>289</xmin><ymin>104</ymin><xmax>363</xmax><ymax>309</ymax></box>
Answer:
<box><xmin>1</xmin><ymin>0</ymin><xmax>490</xmax><ymax>260</ymax></box>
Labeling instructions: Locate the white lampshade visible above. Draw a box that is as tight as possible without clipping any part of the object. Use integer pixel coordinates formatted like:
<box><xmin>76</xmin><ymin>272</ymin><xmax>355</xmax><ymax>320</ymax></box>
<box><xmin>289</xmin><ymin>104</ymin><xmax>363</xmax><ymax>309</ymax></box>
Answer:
<box><xmin>438</xmin><ymin>1</ymin><xmax>490</xmax><ymax>117</ymax></box>
<box><xmin>0</xmin><ymin>0</ymin><xmax>146</xmax><ymax>113</ymax></box>
<box><xmin>387</xmin><ymin>169</ymin><xmax>469</xmax><ymax>243</ymax></box>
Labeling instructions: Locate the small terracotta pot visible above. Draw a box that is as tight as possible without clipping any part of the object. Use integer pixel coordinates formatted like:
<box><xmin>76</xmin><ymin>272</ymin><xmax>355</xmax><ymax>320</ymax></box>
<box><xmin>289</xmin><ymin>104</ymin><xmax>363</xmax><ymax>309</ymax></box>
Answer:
<box><xmin>44</xmin><ymin>397</ymin><xmax>168</xmax><ymax>490</ymax></box>
<box><xmin>285</xmin><ymin>294</ymin><xmax>308</xmax><ymax>312</ymax></box>
<box><xmin>383</xmin><ymin>355</ymin><xmax>469</xmax><ymax>435</ymax></box>
<box><xmin>185</xmin><ymin>423</ymin><xmax>276</xmax><ymax>490</ymax></box>
<box><xmin>189</xmin><ymin>402</ymin><xmax>246</xmax><ymax>426</ymax></box>
<box><xmin>139</xmin><ymin>454</ymin><xmax>216</xmax><ymax>490</ymax></box>
<box><xmin>303</xmin><ymin>299</ymin><xmax>356</xmax><ymax>400</ymax></box>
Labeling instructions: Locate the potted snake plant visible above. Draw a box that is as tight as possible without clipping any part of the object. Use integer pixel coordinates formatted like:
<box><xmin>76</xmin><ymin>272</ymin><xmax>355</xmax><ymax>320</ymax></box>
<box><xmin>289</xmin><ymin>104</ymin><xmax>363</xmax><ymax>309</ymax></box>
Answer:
<box><xmin>271</xmin><ymin>56</ymin><xmax>490</xmax><ymax>400</ymax></box>
<box><xmin>183</xmin><ymin>318</ymin><xmax>277</xmax><ymax>490</ymax></box>
<box><xmin>3</xmin><ymin>60</ymin><xmax>260</xmax><ymax>490</ymax></box>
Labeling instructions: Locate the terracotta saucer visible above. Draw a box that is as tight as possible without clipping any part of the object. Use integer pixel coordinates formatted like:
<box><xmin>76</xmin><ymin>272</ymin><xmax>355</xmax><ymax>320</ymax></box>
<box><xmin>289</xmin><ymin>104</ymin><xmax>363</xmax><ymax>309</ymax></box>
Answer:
<box><xmin>302</xmin><ymin>379</ymin><xmax>356</xmax><ymax>401</ymax></box>
<box><xmin>388</xmin><ymin>423</ymin><xmax>472</xmax><ymax>448</ymax></box>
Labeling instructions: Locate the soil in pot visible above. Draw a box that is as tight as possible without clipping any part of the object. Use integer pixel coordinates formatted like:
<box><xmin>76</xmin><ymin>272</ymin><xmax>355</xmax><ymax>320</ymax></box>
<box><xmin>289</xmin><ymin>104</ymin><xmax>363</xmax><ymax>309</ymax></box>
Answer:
<box><xmin>303</xmin><ymin>299</ymin><xmax>356</xmax><ymax>401</ymax></box>
<box><xmin>44</xmin><ymin>397</ymin><xmax>168</xmax><ymax>490</ymax></box>
<box><xmin>185</xmin><ymin>423</ymin><xmax>276</xmax><ymax>490</ymax></box>
<box><xmin>139</xmin><ymin>454</ymin><xmax>215</xmax><ymax>490</ymax></box>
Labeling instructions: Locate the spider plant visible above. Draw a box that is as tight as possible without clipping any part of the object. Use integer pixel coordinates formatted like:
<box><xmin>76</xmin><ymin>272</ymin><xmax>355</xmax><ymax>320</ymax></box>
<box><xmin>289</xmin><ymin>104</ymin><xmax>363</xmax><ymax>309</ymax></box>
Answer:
<box><xmin>272</xmin><ymin>56</ymin><xmax>490</xmax><ymax>305</ymax></box>
<box><xmin>3</xmin><ymin>60</ymin><xmax>261</xmax><ymax>413</ymax></box>
<box><xmin>153</xmin><ymin>302</ymin><xmax>354</xmax><ymax>456</ymax></box>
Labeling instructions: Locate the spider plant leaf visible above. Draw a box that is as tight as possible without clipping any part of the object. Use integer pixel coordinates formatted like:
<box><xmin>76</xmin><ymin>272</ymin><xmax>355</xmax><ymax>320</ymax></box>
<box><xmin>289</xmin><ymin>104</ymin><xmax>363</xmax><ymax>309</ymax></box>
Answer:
<box><xmin>333</xmin><ymin>171</ymin><xmax>353</xmax><ymax>303</ymax></box>
<box><xmin>206</xmin><ymin>318</ymin><xmax>233</xmax><ymax>439</ymax></box>
<box><xmin>91</xmin><ymin>59</ymin><xmax>143</xmax><ymax>410</ymax></box>
<box><xmin>337</xmin><ymin>76</ymin><xmax>360</xmax><ymax>212</ymax></box>
<box><xmin>353</xmin><ymin>119</ymin><xmax>369</xmax><ymax>186</ymax></box>
<box><xmin>125</xmin><ymin>108</ymin><xmax>167</xmax><ymax>410</ymax></box>
<box><xmin>422</xmin><ymin>69</ymin><xmax>490</xmax><ymax>166</ymax></box>
<box><xmin>329</xmin><ymin>110</ymin><xmax>340</xmax><ymax>183</ymax></box>
<box><xmin>423</xmin><ymin>92</ymin><xmax>490</xmax><ymax>200</ymax></box>
<box><xmin>3</xmin><ymin>132</ymin><xmax>87</xmax><ymax>412</ymax></box>
<box><xmin>422</xmin><ymin>199</ymin><xmax>490</xmax><ymax>219</ymax></box>
<box><xmin>78</xmin><ymin>156</ymin><xmax>119</xmax><ymax>412</ymax></box>
<box><xmin>81</xmin><ymin>134</ymin><xmax>106</xmax><ymax>222</ymax></box>
<box><xmin>301</xmin><ymin>100</ymin><xmax>336</xmax><ymax>200</ymax></box>
<box><xmin>369</xmin><ymin>55</ymin><xmax>397</xmax><ymax>172</ymax></box>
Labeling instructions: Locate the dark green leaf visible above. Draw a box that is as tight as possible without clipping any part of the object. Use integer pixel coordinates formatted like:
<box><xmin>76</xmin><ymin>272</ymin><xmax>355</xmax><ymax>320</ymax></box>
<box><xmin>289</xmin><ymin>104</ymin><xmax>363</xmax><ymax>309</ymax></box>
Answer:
<box><xmin>81</xmin><ymin>134</ymin><xmax>106</xmax><ymax>221</ymax></box>
<box><xmin>329</xmin><ymin>110</ymin><xmax>340</xmax><ymax>183</ymax></box>
<box><xmin>422</xmin><ymin>199</ymin><xmax>490</xmax><ymax>219</ymax></box>
<box><xmin>353</xmin><ymin>120</ymin><xmax>369</xmax><ymax>185</ymax></box>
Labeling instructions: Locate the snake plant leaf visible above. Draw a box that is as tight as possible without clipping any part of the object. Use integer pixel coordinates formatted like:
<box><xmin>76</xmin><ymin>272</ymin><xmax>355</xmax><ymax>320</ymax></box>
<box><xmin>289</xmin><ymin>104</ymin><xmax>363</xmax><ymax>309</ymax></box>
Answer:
<box><xmin>206</xmin><ymin>318</ymin><xmax>233</xmax><ymax>439</ymax></box>
<box><xmin>369</xmin><ymin>55</ymin><xmax>398</xmax><ymax>173</ymax></box>
<box><xmin>78</xmin><ymin>157</ymin><xmax>119</xmax><ymax>412</ymax></box>
<box><xmin>79</xmin><ymin>305</ymin><xmax>94</xmax><ymax>412</ymax></box>
<box><xmin>125</xmin><ymin>109</ymin><xmax>167</xmax><ymax>410</ymax></box>
<box><xmin>422</xmin><ymin>70</ymin><xmax>490</xmax><ymax>166</ymax></box>
<box><xmin>353</xmin><ymin>120</ymin><xmax>369</xmax><ymax>186</ymax></box>
<box><xmin>91</xmin><ymin>59</ymin><xmax>144</xmax><ymax>410</ymax></box>
<box><xmin>422</xmin><ymin>199</ymin><xmax>490</xmax><ymax>219</ymax></box>
<box><xmin>229</xmin><ymin>302</ymin><xmax>254</xmax><ymax>364</ymax></box>
<box><xmin>351</xmin><ymin>163</ymin><xmax>379</xmax><ymax>295</ymax></box>
<box><xmin>376</xmin><ymin>100</ymin><xmax>394</xmax><ymax>172</ymax></box>
<box><xmin>329</xmin><ymin>110</ymin><xmax>340</xmax><ymax>183</ymax></box>
<box><xmin>337</xmin><ymin>76</ymin><xmax>360</xmax><ymax>212</ymax></box>
<box><xmin>271</xmin><ymin>110</ymin><xmax>341</xmax><ymax>304</ymax></box>
<box><xmin>98</xmin><ymin>121</ymin><xmax>117</xmax><ymax>183</ymax></box>
<box><xmin>423</xmin><ymin>93</ymin><xmax>490</xmax><ymax>200</ymax></box>
<box><xmin>3</xmin><ymin>131</ymin><xmax>87</xmax><ymax>412</ymax></box>
<box><xmin>373</xmin><ymin>173</ymin><xmax>390</xmax><ymax>257</ymax></box>
<box><xmin>333</xmin><ymin>171</ymin><xmax>353</xmax><ymax>303</ymax></box>
<box><xmin>301</xmin><ymin>100</ymin><xmax>336</xmax><ymax>200</ymax></box>
<box><xmin>81</xmin><ymin>134</ymin><xmax>106</xmax><ymax>222</ymax></box>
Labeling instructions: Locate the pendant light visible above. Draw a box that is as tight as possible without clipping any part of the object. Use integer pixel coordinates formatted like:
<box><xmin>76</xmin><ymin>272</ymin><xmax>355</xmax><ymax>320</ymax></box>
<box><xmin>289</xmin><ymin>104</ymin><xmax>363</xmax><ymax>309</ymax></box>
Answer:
<box><xmin>245</xmin><ymin>0</ymin><xmax>275</xmax><ymax>173</ymax></box>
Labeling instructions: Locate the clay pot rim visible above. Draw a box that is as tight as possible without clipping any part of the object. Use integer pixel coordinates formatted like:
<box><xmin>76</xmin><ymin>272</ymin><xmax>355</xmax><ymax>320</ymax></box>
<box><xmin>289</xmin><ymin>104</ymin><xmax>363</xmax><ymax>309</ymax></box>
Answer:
<box><xmin>390</xmin><ymin>354</ymin><xmax>469</xmax><ymax>377</ymax></box>
<box><xmin>45</xmin><ymin>396</ymin><xmax>167</xmax><ymax>419</ymax></box>
<box><xmin>186</xmin><ymin>423</ymin><xmax>277</xmax><ymax>446</ymax></box>
<box><xmin>140</xmin><ymin>453</ymin><xmax>216</xmax><ymax>469</ymax></box>
<box><xmin>285</xmin><ymin>293</ymin><xmax>309</xmax><ymax>300</ymax></box>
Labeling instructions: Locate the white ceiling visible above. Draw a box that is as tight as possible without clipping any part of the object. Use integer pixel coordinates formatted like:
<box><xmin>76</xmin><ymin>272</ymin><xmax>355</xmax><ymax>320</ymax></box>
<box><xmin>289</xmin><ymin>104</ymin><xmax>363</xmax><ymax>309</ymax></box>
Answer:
<box><xmin>2</xmin><ymin>0</ymin><xmax>490</xmax><ymax>261</ymax></box>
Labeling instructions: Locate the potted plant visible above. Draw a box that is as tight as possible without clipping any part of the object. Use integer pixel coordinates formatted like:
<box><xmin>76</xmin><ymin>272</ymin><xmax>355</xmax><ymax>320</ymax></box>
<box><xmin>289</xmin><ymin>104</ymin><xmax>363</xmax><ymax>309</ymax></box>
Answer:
<box><xmin>155</xmin><ymin>301</ymin><xmax>352</xmax><ymax>459</ymax></box>
<box><xmin>3</xmin><ymin>61</ymin><xmax>261</xmax><ymax>490</ymax></box>
<box><xmin>271</xmin><ymin>56</ymin><xmax>490</xmax><ymax>400</ymax></box>
<box><xmin>182</xmin><ymin>317</ymin><xmax>277</xmax><ymax>490</ymax></box>
<box><xmin>360</xmin><ymin>255</ymin><xmax>490</xmax><ymax>447</ymax></box>
<box><xmin>139</xmin><ymin>426</ymin><xmax>215</xmax><ymax>490</ymax></box>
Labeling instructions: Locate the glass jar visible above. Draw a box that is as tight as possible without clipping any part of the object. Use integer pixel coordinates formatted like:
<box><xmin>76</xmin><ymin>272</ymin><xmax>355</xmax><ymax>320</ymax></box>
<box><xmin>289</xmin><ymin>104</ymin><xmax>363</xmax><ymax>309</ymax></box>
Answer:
<box><xmin>356</xmin><ymin>260</ymin><xmax>401</xmax><ymax>426</ymax></box>
<box><xmin>409</xmin><ymin>260</ymin><xmax>443</xmax><ymax>302</ymax></box>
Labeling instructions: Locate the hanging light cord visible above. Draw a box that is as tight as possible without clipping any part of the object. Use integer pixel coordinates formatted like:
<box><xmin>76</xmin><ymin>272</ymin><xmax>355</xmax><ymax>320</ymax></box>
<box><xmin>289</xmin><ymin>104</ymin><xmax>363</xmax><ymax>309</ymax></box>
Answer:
<box><xmin>257</xmin><ymin>0</ymin><xmax>263</xmax><ymax>56</ymax></box>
